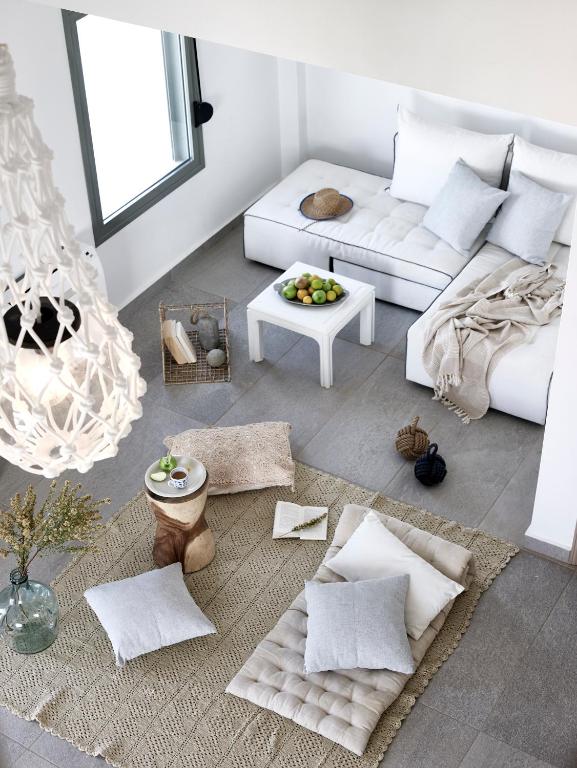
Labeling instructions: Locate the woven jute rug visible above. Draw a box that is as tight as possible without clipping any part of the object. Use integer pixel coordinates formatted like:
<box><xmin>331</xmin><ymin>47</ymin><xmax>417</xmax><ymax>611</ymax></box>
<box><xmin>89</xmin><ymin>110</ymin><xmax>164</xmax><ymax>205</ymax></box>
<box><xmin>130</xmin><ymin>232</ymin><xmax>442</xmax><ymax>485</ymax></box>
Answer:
<box><xmin>0</xmin><ymin>463</ymin><xmax>518</xmax><ymax>768</ymax></box>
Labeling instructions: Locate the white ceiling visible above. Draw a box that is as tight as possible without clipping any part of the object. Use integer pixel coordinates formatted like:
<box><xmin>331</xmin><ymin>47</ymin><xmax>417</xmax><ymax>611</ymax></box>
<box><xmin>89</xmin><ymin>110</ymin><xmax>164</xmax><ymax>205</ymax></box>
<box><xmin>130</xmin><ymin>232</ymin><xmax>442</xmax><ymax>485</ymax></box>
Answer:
<box><xmin>35</xmin><ymin>0</ymin><xmax>577</xmax><ymax>127</ymax></box>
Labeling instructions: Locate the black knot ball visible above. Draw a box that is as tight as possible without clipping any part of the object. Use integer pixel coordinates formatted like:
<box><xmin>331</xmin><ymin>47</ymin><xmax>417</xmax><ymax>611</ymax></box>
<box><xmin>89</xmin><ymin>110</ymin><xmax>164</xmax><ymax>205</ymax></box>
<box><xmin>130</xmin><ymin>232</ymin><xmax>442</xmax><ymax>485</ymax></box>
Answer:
<box><xmin>414</xmin><ymin>443</ymin><xmax>447</xmax><ymax>486</ymax></box>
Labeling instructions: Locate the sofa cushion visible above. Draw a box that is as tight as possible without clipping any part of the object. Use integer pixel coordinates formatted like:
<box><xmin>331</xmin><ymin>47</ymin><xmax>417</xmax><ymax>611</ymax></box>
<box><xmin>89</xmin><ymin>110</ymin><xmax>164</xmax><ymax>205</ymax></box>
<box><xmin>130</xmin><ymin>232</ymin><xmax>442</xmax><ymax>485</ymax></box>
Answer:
<box><xmin>423</xmin><ymin>159</ymin><xmax>509</xmax><ymax>254</ymax></box>
<box><xmin>390</xmin><ymin>108</ymin><xmax>513</xmax><ymax>207</ymax></box>
<box><xmin>245</xmin><ymin>159</ymin><xmax>478</xmax><ymax>293</ymax></box>
<box><xmin>511</xmin><ymin>136</ymin><xmax>577</xmax><ymax>246</ymax></box>
<box><xmin>487</xmin><ymin>171</ymin><xmax>571</xmax><ymax>265</ymax></box>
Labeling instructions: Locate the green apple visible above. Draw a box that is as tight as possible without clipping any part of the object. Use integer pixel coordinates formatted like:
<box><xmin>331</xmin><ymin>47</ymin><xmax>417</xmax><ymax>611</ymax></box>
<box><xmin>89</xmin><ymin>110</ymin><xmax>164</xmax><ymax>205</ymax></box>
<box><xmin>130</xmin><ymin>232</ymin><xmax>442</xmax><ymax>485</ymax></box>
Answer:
<box><xmin>282</xmin><ymin>284</ymin><xmax>297</xmax><ymax>300</ymax></box>
<box><xmin>159</xmin><ymin>452</ymin><xmax>177</xmax><ymax>472</ymax></box>
<box><xmin>312</xmin><ymin>290</ymin><xmax>327</xmax><ymax>304</ymax></box>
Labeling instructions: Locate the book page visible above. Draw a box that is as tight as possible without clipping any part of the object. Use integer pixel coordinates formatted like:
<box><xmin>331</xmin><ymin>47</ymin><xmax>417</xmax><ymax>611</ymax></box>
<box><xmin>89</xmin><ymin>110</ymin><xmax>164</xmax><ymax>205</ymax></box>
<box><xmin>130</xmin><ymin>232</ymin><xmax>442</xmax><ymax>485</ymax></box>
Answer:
<box><xmin>299</xmin><ymin>506</ymin><xmax>328</xmax><ymax>540</ymax></box>
<box><xmin>272</xmin><ymin>502</ymin><xmax>301</xmax><ymax>538</ymax></box>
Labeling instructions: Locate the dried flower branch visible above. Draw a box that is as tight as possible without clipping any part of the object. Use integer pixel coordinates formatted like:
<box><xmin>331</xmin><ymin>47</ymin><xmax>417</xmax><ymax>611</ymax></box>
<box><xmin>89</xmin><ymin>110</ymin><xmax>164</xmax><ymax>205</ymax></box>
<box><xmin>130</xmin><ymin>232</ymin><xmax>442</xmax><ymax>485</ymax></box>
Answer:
<box><xmin>0</xmin><ymin>481</ymin><xmax>110</xmax><ymax>575</ymax></box>
<box><xmin>280</xmin><ymin>511</ymin><xmax>328</xmax><ymax>537</ymax></box>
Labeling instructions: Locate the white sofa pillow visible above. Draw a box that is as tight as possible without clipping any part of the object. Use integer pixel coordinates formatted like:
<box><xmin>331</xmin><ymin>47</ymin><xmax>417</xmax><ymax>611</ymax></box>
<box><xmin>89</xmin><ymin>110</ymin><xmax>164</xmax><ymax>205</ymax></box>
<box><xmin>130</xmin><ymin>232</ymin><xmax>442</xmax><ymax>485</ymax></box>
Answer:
<box><xmin>390</xmin><ymin>107</ymin><xmax>513</xmax><ymax>207</ymax></box>
<box><xmin>511</xmin><ymin>136</ymin><xmax>577</xmax><ymax>245</ymax></box>
<box><xmin>422</xmin><ymin>159</ymin><xmax>509</xmax><ymax>254</ymax></box>
<box><xmin>325</xmin><ymin>511</ymin><xmax>464</xmax><ymax>640</ymax></box>
<box><xmin>84</xmin><ymin>563</ymin><xmax>216</xmax><ymax>667</ymax></box>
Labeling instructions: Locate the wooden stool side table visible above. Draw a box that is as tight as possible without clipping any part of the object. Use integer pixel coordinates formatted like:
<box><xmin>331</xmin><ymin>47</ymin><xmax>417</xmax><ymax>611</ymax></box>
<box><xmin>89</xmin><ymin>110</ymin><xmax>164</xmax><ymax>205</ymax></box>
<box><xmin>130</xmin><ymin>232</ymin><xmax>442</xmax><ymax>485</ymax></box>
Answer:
<box><xmin>145</xmin><ymin>474</ymin><xmax>214</xmax><ymax>573</ymax></box>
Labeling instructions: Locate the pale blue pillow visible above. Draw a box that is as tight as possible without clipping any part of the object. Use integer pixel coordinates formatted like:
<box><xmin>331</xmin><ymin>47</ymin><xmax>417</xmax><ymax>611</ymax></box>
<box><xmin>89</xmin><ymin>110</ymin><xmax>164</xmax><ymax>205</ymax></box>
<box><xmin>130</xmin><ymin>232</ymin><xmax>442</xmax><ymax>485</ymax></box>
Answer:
<box><xmin>487</xmin><ymin>170</ymin><xmax>571</xmax><ymax>265</ymax></box>
<box><xmin>423</xmin><ymin>159</ymin><xmax>509</xmax><ymax>254</ymax></box>
<box><xmin>304</xmin><ymin>575</ymin><xmax>415</xmax><ymax>675</ymax></box>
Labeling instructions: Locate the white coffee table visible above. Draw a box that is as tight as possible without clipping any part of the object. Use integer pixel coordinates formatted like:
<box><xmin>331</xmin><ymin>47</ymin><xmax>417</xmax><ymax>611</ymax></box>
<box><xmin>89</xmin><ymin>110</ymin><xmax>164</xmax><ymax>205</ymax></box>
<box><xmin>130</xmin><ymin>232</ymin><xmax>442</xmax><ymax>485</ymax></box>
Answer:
<box><xmin>247</xmin><ymin>261</ymin><xmax>375</xmax><ymax>388</ymax></box>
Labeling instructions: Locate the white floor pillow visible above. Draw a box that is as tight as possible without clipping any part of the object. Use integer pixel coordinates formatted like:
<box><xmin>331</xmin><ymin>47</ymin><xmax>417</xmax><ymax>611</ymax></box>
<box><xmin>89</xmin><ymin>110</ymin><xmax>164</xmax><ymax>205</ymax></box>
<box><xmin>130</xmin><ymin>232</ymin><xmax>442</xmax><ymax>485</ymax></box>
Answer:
<box><xmin>84</xmin><ymin>563</ymin><xmax>216</xmax><ymax>667</ymax></box>
<box><xmin>325</xmin><ymin>511</ymin><xmax>463</xmax><ymax>639</ymax></box>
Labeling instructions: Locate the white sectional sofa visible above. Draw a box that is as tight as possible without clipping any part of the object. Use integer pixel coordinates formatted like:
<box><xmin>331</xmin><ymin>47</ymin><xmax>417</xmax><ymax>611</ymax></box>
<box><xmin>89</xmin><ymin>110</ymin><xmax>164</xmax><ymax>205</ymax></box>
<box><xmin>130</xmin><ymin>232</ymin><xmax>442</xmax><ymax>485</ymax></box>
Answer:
<box><xmin>244</xmin><ymin>159</ymin><xmax>481</xmax><ymax>312</ymax></box>
<box><xmin>244</xmin><ymin>111</ymin><xmax>575</xmax><ymax>426</ymax></box>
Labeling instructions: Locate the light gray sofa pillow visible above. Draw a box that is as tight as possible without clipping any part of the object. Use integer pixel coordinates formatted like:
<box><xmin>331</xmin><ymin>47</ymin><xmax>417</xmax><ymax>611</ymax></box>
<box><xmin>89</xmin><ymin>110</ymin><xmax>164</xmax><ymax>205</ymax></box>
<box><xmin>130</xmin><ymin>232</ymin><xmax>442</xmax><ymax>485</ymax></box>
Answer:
<box><xmin>487</xmin><ymin>170</ymin><xmax>571</xmax><ymax>265</ymax></box>
<box><xmin>84</xmin><ymin>563</ymin><xmax>216</xmax><ymax>667</ymax></box>
<box><xmin>304</xmin><ymin>575</ymin><xmax>415</xmax><ymax>675</ymax></box>
<box><xmin>422</xmin><ymin>159</ymin><xmax>509</xmax><ymax>254</ymax></box>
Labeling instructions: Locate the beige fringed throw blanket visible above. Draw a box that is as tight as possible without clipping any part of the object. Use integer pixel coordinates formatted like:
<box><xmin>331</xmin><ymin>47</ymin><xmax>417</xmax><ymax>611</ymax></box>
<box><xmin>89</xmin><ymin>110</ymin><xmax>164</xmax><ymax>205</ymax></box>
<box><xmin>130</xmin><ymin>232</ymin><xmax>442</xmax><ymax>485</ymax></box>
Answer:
<box><xmin>423</xmin><ymin>258</ymin><xmax>564</xmax><ymax>423</ymax></box>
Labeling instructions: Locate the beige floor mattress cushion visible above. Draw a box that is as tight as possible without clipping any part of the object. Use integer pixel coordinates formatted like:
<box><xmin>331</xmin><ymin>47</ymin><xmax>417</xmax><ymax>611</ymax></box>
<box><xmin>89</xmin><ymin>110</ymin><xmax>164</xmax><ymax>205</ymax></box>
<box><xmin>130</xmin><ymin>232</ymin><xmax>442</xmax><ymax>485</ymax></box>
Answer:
<box><xmin>226</xmin><ymin>503</ymin><xmax>475</xmax><ymax>756</ymax></box>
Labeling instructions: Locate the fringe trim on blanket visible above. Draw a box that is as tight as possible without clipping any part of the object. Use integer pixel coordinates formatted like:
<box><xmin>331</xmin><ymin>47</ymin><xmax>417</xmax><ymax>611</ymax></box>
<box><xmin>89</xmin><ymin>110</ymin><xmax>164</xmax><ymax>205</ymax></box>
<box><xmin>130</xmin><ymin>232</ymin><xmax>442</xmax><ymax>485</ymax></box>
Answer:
<box><xmin>435</xmin><ymin>373</ymin><xmax>462</xmax><ymax>397</ymax></box>
<box><xmin>433</xmin><ymin>391</ymin><xmax>471</xmax><ymax>424</ymax></box>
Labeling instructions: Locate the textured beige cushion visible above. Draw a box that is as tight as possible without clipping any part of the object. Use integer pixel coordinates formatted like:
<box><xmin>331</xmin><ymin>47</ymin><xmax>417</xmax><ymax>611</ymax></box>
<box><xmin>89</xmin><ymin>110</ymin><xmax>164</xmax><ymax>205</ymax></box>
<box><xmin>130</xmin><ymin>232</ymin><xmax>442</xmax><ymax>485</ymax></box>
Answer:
<box><xmin>164</xmin><ymin>421</ymin><xmax>295</xmax><ymax>495</ymax></box>
<box><xmin>226</xmin><ymin>503</ymin><xmax>474</xmax><ymax>756</ymax></box>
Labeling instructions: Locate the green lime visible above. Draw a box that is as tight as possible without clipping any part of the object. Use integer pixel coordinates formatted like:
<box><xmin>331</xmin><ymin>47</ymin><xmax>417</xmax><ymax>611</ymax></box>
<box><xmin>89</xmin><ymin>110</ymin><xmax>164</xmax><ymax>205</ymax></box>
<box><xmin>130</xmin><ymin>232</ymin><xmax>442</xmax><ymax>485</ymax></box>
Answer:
<box><xmin>310</xmin><ymin>278</ymin><xmax>323</xmax><ymax>290</ymax></box>
<box><xmin>302</xmin><ymin>272</ymin><xmax>311</xmax><ymax>278</ymax></box>
<box><xmin>322</xmin><ymin>280</ymin><xmax>332</xmax><ymax>292</ymax></box>
<box><xmin>283</xmin><ymin>285</ymin><xmax>297</xmax><ymax>299</ymax></box>
<box><xmin>312</xmin><ymin>290</ymin><xmax>327</xmax><ymax>304</ymax></box>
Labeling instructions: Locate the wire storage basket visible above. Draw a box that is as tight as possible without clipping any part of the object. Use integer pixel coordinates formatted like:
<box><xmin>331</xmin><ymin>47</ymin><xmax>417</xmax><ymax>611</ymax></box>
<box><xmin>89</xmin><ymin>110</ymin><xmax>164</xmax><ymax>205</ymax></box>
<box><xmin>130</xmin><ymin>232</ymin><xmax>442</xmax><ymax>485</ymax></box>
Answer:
<box><xmin>159</xmin><ymin>301</ymin><xmax>231</xmax><ymax>385</ymax></box>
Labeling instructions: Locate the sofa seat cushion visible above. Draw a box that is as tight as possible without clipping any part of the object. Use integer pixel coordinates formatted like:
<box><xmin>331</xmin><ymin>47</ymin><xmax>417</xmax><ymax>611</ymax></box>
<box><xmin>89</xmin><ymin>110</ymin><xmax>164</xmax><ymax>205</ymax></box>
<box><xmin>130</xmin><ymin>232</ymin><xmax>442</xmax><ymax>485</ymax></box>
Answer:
<box><xmin>245</xmin><ymin>159</ymin><xmax>478</xmax><ymax>292</ymax></box>
<box><xmin>406</xmin><ymin>240</ymin><xmax>568</xmax><ymax>425</ymax></box>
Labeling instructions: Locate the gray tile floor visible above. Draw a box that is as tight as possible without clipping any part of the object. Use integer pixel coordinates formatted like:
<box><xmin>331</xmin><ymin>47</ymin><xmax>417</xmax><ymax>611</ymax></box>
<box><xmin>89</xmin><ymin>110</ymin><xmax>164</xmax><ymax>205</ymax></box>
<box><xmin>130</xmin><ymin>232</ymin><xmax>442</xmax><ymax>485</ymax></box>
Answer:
<box><xmin>0</xmin><ymin>220</ymin><xmax>575</xmax><ymax>768</ymax></box>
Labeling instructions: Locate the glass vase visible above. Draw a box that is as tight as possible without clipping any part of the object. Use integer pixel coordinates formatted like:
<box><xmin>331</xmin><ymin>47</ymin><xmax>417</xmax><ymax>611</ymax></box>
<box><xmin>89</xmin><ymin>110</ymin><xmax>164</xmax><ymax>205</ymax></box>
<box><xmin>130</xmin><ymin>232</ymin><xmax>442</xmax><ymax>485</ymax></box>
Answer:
<box><xmin>0</xmin><ymin>568</ymin><xmax>59</xmax><ymax>654</ymax></box>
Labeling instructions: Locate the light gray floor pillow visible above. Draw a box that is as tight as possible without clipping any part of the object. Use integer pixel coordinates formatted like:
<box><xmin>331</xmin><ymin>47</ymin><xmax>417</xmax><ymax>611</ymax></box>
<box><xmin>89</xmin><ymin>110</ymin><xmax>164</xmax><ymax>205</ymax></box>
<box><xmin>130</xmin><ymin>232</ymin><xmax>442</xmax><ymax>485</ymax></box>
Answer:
<box><xmin>84</xmin><ymin>563</ymin><xmax>216</xmax><ymax>667</ymax></box>
<box><xmin>304</xmin><ymin>575</ymin><xmax>415</xmax><ymax>674</ymax></box>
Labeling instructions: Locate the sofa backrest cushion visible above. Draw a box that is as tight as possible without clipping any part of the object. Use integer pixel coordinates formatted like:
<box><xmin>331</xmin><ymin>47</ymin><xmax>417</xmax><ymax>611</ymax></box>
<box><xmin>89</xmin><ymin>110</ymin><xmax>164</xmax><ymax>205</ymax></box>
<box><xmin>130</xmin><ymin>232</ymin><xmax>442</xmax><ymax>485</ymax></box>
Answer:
<box><xmin>390</xmin><ymin>107</ymin><xmax>513</xmax><ymax>207</ymax></box>
<box><xmin>511</xmin><ymin>136</ymin><xmax>577</xmax><ymax>245</ymax></box>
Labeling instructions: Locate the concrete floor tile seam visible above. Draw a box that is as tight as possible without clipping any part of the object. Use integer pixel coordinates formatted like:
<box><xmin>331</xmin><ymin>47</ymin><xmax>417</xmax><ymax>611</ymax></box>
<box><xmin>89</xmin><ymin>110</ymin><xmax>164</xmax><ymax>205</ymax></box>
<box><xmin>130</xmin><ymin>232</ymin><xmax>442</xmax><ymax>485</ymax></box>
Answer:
<box><xmin>480</xmin><ymin>574</ymin><xmax>574</xmax><ymax>744</ymax></box>
<box><xmin>517</xmin><ymin>547</ymin><xmax>575</xmax><ymax>572</ymax></box>
<box><xmin>284</xmin><ymin>352</ymin><xmax>394</xmax><ymax>459</ymax></box>
<box><xmin>418</xmin><ymin>701</ymin><xmax>482</xmax><ymax>735</ymax></box>
<box><xmin>456</xmin><ymin>733</ymin><xmax>558</xmax><ymax>768</ymax></box>
<box><xmin>476</xmin><ymin>447</ymin><xmax>540</xmax><ymax>537</ymax></box>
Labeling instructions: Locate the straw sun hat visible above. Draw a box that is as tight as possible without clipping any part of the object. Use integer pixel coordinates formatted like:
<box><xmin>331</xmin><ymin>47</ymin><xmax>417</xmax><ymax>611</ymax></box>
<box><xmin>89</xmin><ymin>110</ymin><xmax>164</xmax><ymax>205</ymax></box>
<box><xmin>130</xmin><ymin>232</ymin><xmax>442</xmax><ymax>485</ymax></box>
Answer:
<box><xmin>299</xmin><ymin>187</ymin><xmax>353</xmax><ymax>220</ymax></box>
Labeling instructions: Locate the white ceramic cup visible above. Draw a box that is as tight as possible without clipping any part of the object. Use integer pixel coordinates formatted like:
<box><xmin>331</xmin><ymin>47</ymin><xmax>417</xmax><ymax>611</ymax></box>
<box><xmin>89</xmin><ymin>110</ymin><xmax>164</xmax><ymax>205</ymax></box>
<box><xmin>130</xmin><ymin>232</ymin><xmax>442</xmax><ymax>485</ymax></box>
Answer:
<box><xmin>168</xmin><ymin>466</ymin><xmax>189</xmax><ymax>489</ymax></box>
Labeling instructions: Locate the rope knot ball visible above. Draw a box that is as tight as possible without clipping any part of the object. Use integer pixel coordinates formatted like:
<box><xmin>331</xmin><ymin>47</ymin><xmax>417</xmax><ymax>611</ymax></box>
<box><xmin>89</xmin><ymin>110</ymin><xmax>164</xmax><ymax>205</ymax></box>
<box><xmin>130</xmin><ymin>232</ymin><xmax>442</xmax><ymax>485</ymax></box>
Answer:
<box><xmin>414</xmin><ymin>443</ymin><xmax>447</xmax><ymax>486</ymax></box>
<box><xmin>395</xmin><ymin>416</ymin><xmax>430</xmax><ymax>460</ymax></box>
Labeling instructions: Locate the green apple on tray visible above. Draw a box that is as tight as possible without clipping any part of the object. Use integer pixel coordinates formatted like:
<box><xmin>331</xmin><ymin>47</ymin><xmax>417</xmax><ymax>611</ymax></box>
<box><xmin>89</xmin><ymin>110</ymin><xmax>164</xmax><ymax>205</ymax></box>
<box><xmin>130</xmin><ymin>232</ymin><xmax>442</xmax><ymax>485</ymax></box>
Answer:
<box><xmin>280</xmin><ymin>271</ymin><xmax>344</xmax><ymax>305</ymax></box>
<box><xmin>150</xmin><ymin>451</ymin><xmax>177</xmax><ymax>482</ymax></box>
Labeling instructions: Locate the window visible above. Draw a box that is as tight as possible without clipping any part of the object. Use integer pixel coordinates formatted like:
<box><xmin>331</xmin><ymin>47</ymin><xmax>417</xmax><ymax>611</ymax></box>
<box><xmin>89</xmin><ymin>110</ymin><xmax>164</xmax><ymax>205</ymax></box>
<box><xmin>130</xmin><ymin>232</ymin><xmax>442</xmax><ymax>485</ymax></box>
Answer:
<box><xmin>63</xmin><ymin>13</ymin><xmax>205</xmax><ymax>245</ymax></box>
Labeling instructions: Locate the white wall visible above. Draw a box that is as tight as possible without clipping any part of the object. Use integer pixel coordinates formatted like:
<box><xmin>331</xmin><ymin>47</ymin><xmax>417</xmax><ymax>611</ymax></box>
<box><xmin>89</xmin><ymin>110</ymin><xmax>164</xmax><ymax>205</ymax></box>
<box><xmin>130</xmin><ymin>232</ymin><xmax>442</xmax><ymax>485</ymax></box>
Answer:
<box><xmin>2</xmin><ymin>0</ymin><xmax>282</xmax><ymax>308</ymax></box>
<box><xmin>31</xmin><ymin>0</ymin><xmax>577</xmax><ymax>129</ymax></box>
<box><xmin>303</xmin><ymin>64</ymin><xmax>577</xmax><ymax>179</ymax></box>
<box><xmin>527</xmin><ymin>212</ymin><xmax>577</xmax><ymax>552</ymax></box>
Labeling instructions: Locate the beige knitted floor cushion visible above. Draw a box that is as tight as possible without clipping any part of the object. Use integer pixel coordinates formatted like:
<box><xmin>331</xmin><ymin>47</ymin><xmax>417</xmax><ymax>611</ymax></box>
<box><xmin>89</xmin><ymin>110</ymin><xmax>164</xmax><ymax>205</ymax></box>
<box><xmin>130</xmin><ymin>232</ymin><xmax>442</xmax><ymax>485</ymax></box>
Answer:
<box><xmin>226</xmin><ymin>503</ymin><xmax>475</xmax><ymax>756</ymax></box>
<box><xmin>0</xmin><ymin>463</ymin><xmax>517</xmax><ymax>768</ymax></box>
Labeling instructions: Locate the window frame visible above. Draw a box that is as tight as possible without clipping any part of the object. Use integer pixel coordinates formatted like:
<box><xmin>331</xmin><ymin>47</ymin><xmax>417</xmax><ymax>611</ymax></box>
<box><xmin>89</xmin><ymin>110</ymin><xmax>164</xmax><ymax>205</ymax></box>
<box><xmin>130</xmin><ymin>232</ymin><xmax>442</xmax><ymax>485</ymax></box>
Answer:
<box><xmin>62</xmin><ymin>11</ymin><xmax>205</xmax><ymax>246</ymax></box>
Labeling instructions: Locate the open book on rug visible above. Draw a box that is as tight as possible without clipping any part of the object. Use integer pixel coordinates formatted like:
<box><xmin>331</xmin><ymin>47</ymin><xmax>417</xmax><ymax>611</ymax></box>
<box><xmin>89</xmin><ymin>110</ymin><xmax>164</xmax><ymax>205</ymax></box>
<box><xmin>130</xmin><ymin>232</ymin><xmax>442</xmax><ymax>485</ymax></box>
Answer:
<box><xmin>272</xmin><ymin>500</ymin><xmax>328</xmax><ymax>540</ymax></box>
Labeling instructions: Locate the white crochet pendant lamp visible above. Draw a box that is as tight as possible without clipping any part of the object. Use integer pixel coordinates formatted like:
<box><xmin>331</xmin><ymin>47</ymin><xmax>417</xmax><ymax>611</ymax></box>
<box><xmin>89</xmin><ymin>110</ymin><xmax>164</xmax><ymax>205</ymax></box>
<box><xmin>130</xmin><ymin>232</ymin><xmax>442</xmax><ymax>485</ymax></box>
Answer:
<box><xmin>0</xmin><ymin>45</ymin><xmax>146</xmax><ymax>477</ymax></box>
